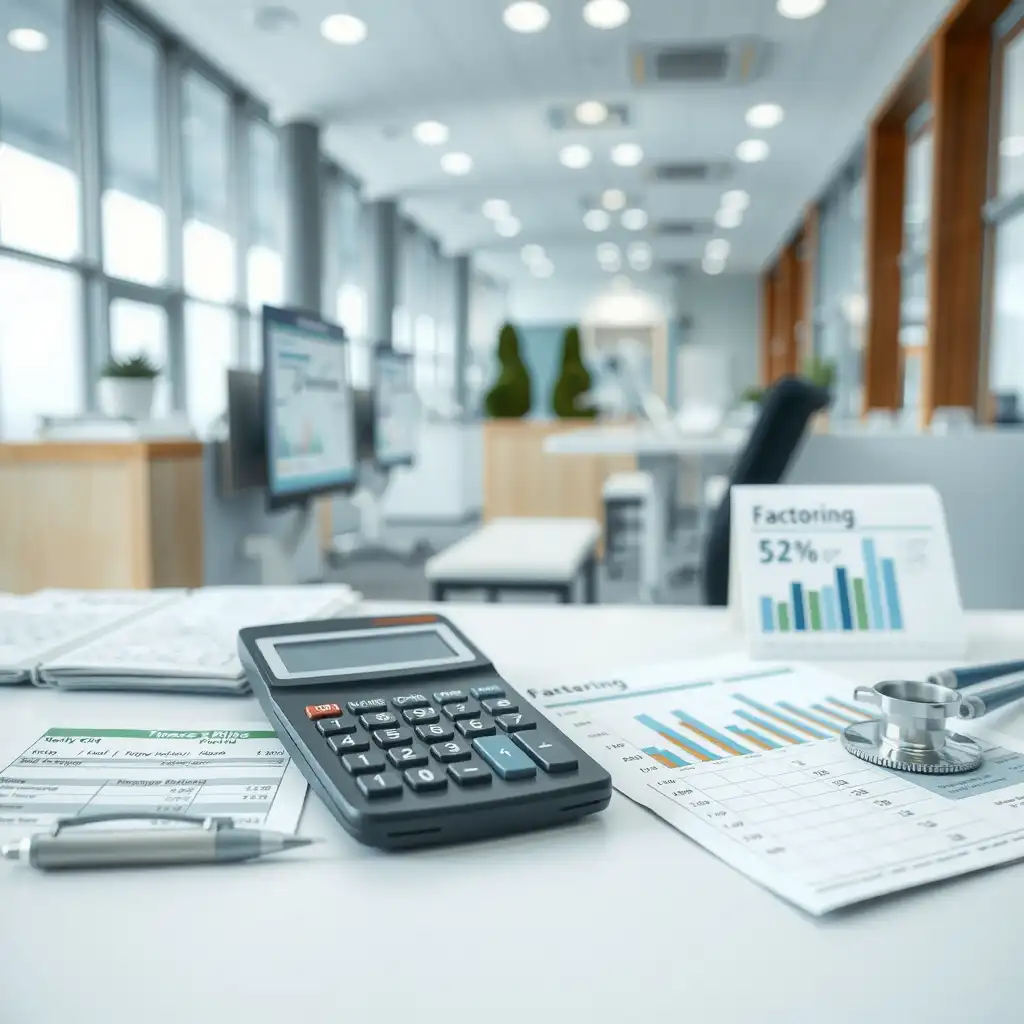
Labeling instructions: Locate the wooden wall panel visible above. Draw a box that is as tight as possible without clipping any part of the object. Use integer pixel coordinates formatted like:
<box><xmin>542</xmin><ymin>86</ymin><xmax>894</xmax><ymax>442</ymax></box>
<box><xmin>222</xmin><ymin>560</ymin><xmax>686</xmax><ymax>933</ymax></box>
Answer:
<box><xmin>863</xmin><ymin>120</ymin><xmax>907</xmax><ymax>410</ymax></box>
<box><xmin>925</xmin><ymin>24</ymin><xmax>996</xmax><ymax>417</ymax></box>
<box><xmin>759</xmin><ymin>271</ymin><xmax>775</xmax><ymax>387</ymax></box>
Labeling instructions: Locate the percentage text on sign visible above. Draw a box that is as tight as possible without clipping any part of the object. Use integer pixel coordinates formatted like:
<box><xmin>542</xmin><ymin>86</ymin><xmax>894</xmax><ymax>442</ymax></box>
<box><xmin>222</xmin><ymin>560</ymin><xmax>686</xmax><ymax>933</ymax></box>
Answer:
<box><xmin>758</xmin><ymin>540</ymin><xmax>818</xmax><ymax>564</ymax></box>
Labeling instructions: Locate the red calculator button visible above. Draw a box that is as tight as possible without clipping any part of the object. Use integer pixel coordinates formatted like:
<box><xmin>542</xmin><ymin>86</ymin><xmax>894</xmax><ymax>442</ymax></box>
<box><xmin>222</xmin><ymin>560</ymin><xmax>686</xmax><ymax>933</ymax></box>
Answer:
<box><xmin>305</xmin><ymin>703</ymin><xmax>342</xmax><ymax>720</ymax></box>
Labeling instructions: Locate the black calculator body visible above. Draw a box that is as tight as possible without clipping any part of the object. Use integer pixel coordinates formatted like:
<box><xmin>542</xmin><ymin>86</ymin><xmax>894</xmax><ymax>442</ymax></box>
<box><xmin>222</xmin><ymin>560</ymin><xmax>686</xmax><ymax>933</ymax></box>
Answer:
<box><xmin>238</xmin><ymin>613</ymin><xmax>612</xmax><ymax>849</ymax></box>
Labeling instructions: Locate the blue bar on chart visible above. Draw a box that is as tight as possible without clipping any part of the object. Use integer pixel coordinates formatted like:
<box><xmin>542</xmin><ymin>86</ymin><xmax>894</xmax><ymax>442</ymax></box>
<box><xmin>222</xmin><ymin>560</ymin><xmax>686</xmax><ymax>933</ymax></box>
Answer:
<box><xmin>821</xmin><ymin>585</ymin><xmax>839</xmax><ymax>631</ymax></box>
<box><xmin>643</xmin><ymin>746</ymin><xmax>688</xmax><ymax>768</ymax></box>
<box><xmin>734</xmin><ymin>709</ymin><xmax>806</xmax><ymax>744</ymax></box>
<box><xmin>881</xmin><ymin>558</ymin><xmax>904</xmax><ymax>629</ymax></box>
<box><xmin>791</xmin><ymin>582</ymin><xmax>807</xmax><ymax>631</ymax></box>
<box><xmin>862</xmin><ymin>538</ymin><xmax>886</xmax><ymax>630</ymax></box>
<box><xmin>732</xmin><ymin>695</ymin><xmax>832</xmax><ymax>739</ymax></box>
<box><xmin>835</xmin><ymin>567</ymin><xmax>854</xmax><ymax>631</ymax></box>
<box><xmin>673</xmin><ymin>710</ymin><xmax>751</xmax><ymax>755</ymax></box>
<box><xmin>776</xmin><ymin>701</ymin><xmax>842</xmax><ymax>733</ymax></box>
<box><xmin>635</xmin><ymin>714</ymin><xmax>721</xmax><ymax>762</ymax></box>
<box><xmin>727</xmin><ymin>725</ymin><xmax>781</xmax><ymax>750</ymax></box>
<box><xmin>760</xmin><ymin>596</ymin><xmax>774</xmax><ymax>633</ymax></box>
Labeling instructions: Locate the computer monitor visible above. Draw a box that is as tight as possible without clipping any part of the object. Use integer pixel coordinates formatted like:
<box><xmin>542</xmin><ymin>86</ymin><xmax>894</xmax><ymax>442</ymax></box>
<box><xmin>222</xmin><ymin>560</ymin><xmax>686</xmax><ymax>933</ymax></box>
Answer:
<box><xmin>372</xmin><ymin>345</ymin><xmax>417</xmax><ymax>468</ymax></box>
<box><xmin>262</xmin><ymin>305</ymin><xmax>357</xmax><ymax>510</ymax></box>
<box><xmin>221</xmin><ymin>369</ymin><xmax>267</xmax><ymax>493</ymax></box>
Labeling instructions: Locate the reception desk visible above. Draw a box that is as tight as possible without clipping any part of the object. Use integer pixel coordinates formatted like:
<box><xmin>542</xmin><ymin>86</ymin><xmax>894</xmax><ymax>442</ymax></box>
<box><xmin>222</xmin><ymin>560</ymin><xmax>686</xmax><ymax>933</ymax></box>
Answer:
<box><xmin>0</xmin><ymin>440</ymin><xmax>205</xmax><ymax>593</ymax></box>
<box><xmin>482</xmin><ymin>420</ymin><xmax>635</xmax><ymax>536</ymax></box>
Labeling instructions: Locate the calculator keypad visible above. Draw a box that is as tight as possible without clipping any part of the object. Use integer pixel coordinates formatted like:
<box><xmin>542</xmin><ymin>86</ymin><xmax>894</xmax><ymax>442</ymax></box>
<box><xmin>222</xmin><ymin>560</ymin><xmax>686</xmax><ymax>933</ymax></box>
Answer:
<box><xmin>312</xmin><ymin>685</ymin><xmax>579</xmax><ymax>801</ymax></box>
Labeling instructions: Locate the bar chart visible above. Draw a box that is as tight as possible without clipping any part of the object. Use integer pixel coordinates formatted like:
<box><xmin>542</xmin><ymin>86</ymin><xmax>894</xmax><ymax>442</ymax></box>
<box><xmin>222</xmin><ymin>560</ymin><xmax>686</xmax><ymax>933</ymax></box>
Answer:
<box><xmin>759</xmin><ymin>538</ymin><xmax>904</xmax><ymax>634</ymax></box>
<box><xmin>635</xmin><ymin>694</ymin><xmax>873</xmax><ymax>764</ymax></box>
<box><xmin>732</xmin><ymin>485</ymin><xmax>966</xmax><ymax>657</ymax></box>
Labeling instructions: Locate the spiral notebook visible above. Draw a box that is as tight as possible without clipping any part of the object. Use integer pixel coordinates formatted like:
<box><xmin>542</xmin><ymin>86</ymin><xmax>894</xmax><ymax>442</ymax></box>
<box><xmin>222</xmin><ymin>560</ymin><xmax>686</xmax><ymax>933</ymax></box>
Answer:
<box><xmin>0</xmin><ymin>585</ymin><xmax>360</xmax><ymax>693</ymax></box>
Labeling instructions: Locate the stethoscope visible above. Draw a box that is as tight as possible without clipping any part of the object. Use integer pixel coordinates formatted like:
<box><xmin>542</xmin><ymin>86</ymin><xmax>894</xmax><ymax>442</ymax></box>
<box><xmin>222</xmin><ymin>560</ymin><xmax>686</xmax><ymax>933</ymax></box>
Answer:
<box><xmin>842</xmin><ymin>668</ymin><xmax>1024</xmax><ymax>775</ymax></box>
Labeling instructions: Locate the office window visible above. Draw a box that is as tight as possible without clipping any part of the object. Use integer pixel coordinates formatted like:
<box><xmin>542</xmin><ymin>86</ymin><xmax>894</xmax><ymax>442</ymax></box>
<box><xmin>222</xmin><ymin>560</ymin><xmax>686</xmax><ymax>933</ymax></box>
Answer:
<box><xmin>988</xmin><ymin>208</ymin><xmax>1024</xmax><ymax>407</ymax></box>
<box><xmin>182</xmin><ymin>72</ymin><xmax>234</xmax><ymax>302</ymax></box>
<box><xmin>998</xmin><ymin>30</ymin><xmax>1024</xmax><ymax>199</ymax></box>
<box><xmin>337</xmin><ymin>284</ymin><xmax>369</xmax><ymax>386</ymax></box>
<box><xmin>109</xmin><ymin>298</ymin><xmax>170</xmax><ymax>415</ymax></box>
<box><xmin>0</xmin><ymin>0</ymin><xmax>77</xmax><ymax>260</ymax></box>
<box><xmin>100</xmin><ymin>12</ymin><xmax>165</xmax><ymax>285</ymax></box>
<box><xmin>0</xmin><ymin>258</ymin><xmax>83</xmax><ymax>438</ymax></box>
<box><xmin>185</xmin><ymin>301</ymin><xmax>235</xmax><ymax>435</ymax></box>
<box><xmin>248</xmin><ymin>120</ymin><xmax>283</xmax><ymax>310</ymax></box>
<box><xmin>904</xmin><ymin>128</ymin><xmax>933</xmax><ymax>256</ymax></box>
<box><xmin>414</xmin><ymin>313</ymin><xmax>437</xmax><ymax>396</ymax></box>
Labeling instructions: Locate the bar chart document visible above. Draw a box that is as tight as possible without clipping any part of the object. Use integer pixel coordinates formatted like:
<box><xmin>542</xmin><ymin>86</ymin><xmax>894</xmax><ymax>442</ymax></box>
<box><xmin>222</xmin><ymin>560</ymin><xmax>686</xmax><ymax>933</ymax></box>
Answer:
<box><xmin>532</xmin><ymin>655</ymin><xmax>1024</xmax><ymax>915</ymax></box>
<box><xmin>0</xmin><ymin>725</ymin><xmax>308</xmax><ymax>834</ymax></box>
<box><xmin>731</xmin><ymin>484</ymin><xmax>966</xmax><ymax>658</ymax></box>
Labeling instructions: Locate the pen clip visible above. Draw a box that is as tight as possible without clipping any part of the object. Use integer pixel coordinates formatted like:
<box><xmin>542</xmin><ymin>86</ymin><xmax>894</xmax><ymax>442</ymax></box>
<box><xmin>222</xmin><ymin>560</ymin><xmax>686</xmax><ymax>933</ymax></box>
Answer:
<box><xmin>51</xmin><ymin>811</ymin><xmax>236</xmax><ymax>837</ymax></box>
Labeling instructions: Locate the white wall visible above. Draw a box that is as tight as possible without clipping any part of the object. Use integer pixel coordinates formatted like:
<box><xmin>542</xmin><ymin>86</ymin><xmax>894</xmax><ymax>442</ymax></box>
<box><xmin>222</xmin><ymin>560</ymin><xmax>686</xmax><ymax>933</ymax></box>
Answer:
<box><xmin>675</xmin><ymin>273</ymin><xmax>760</xmax><ymax>394</ymax></box>
<box><xmin>507</xmin><ymin>275</ymin><xmax>676</xmax><ymax>325</ymax></box>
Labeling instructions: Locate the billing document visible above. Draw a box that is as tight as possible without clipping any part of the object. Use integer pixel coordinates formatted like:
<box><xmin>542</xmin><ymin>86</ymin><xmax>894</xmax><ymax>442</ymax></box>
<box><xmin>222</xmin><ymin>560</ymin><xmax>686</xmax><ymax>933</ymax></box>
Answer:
<box><xmin>531</xmin><ymin>654</ymin><xmax>1024</xmax><ymax>915</ymax></box>
<box><xmin>0</xmin><ymin>724</ymin><xmax>308</xmax><ymax>833</ymax></box>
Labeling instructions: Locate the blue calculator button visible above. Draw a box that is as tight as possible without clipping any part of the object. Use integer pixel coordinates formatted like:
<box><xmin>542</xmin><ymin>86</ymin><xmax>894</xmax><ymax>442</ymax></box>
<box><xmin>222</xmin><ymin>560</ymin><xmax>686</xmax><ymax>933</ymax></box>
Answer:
<box><xmin>472</xmin><ymin>736</ymin><xmax>537</xmax><ymax>780</ymax></box>
<box><xmin>470</xmin><ymin>684</ymin><xmax>505</xmax><ymax>700</ymax></box>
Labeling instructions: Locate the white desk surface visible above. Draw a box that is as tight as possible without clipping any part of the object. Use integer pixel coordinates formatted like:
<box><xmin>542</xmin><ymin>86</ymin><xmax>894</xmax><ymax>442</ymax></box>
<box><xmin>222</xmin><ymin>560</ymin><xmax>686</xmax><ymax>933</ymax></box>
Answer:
<box><xmin>544</xmin><ymin>424</ymin><xmax>745</xmax><ymax>457</ymax></box>
<box><xmin>4</xmin><ymin>602</ymin><xmax>1024</xmax><ymax>1024</ymax></box>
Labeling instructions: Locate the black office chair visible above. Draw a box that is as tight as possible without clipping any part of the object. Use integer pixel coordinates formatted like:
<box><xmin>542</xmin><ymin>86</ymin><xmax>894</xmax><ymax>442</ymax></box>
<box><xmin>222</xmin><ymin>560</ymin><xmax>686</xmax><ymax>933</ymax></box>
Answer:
<box><xmin>701</xmin><ymin>375</ymin><xmax>831</xmax><ymax>606</ymax></box>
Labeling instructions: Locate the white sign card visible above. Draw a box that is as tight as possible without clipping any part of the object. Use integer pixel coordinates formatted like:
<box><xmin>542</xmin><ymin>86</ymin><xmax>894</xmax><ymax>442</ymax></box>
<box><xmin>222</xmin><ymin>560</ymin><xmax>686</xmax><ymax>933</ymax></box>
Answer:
<box><xmin>730</xmin><ymin>484</ymin><xmax>967</xmax><ymax>659</ymax></box>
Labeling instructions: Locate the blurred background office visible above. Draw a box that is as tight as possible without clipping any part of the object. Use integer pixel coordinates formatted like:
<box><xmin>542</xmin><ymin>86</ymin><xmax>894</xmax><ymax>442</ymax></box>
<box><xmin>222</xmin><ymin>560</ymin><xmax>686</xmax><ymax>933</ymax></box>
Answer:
<box><xmin>1</xmin><ymin>0</ymin><xmax>1022</xmax><ymax>608</ymax></box>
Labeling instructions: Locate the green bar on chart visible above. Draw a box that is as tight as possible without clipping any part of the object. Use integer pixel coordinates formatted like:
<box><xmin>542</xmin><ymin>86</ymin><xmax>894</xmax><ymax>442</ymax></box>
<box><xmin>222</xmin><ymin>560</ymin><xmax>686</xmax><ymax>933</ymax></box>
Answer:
<box><xmin>808</xmin><ymin>591</ymin><xmax>822</xmax><ymax>631</ymax></box>
<box><xmin>777</xmin><ymin>603</ymin><xmax>791</xmax><ymax>632</ymax></box>
<box><xmin>852</xmin><ymin>578</ymin><xmax>870</xmax><ymax>630</ymax></box>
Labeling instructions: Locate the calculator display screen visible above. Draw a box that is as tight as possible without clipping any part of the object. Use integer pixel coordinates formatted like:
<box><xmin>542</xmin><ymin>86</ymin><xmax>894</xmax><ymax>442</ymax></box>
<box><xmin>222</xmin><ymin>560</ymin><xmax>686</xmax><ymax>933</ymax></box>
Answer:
<box><xmin>275</xmin><ymin>630</ymin><xmax>456</xmax><ymax>674</ymax></box>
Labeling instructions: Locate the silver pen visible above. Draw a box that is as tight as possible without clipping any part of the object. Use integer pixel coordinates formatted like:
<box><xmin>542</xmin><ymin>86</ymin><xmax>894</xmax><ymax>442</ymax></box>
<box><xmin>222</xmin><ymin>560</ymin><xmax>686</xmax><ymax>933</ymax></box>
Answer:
<box><xmin>1</xmin><ymin>811</ymin><xmax>318</xmax><ymax>871</ymax></box>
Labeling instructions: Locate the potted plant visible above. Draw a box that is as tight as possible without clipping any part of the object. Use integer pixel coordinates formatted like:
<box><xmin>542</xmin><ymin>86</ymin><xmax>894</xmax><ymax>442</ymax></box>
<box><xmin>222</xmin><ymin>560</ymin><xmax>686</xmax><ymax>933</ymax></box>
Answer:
<box><xmin>99</xmin><ymin>354</ymin><xmax>161</xmax><ymax>421</ymax></box>
<box><xmin>551</xmin><ymin>326</ymin><xmax>598</xmax><ymax>419</ymax></box>
<box><xmin>484</xmin><ymin>323</ymin><xmax>532</xmax><ymax>418</ymax></box>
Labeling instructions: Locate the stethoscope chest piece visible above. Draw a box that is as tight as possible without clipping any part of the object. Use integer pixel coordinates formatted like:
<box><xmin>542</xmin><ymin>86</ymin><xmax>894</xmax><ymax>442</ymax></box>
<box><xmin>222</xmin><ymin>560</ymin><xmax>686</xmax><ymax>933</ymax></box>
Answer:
<box><xmin>841</xmin><ymin>680</ymin><xmax>984</xmax><ymax>775</ymax></box>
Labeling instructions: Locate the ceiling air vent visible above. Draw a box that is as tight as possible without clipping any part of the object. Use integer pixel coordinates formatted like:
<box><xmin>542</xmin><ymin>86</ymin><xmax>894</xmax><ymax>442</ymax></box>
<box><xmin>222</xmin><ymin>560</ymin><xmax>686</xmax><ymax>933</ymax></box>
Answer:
<box><xmin>647</xmin><ymin>161</ymin><xmax>732</xmax><ymax>184</ymax></box>
<box><xmin>654</xmin><ymin>220</ymin><xmax>714</xmax><ymax>238</ymax></box>
<box><xmin>632</xmin><ymin>37</ymin><xmax>769</xmax><ymax>87</ymax></box>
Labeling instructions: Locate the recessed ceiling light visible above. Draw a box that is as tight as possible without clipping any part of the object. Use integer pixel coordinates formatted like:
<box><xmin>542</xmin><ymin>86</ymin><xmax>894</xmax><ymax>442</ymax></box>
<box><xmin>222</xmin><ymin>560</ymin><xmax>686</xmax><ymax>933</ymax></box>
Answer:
<box><xmin>597</xmin><ymin>242</ymin><xmax>620</xmax><ymax>261</ymax></box>
<box><xmin>503</xmin><ymin>1</ymin><xmax>550</xmax><ymax>33</ymax></box>
<box><xmin>702</xmin><ymin>257</ymin><xmax>726</xmax><ymax>276</ymax></box>
<box><xmin>714</xmin><ymin>206</ymin><xmax>743</xmax><ymax>229</ymax></box>
<box><xmin>495</xmin><ymin>216</ymin><xmax>522</xmax><ymax>238</ymax></box>
<box><xmin>601</xmin><ymin>188</ymin><xmax>627</xmax><ymax>211</ymax></box>
<box><xmin>706</xmin><ymin>239</ymin><xmax>731</xmax><ymax>261</ymax></box>
<box><xmin>7</xmin><ymin>27</ymin><xmax>48</xmax><ymax>52</ymax></box>
<box><xmin>777</xmin><ymin>0</ymin><xmax>826</xmax><ymax>18</ymax></box>
<box><xmin>584</xmin><ymin>209</ymin><xmax>611</xmax><ymax>232</ymax></box>
<box><xmin>621</xmin><ymin>208</ymin><xmax>648</xmax><ymax>231</ymax></box>
<box><xmin>532</xmin><ymin>257</ymin><xmax>555</xmax><ymax>278</ymax></box>
<box><xmin>599</xmin><ymin>254</ymin><xmax>623</xmax><ymax>272</ymax></box>
<box><xmin>576</xmin><ymin>100</ymin><xmax>609</xmax><ymax>126</ymax></box>
<box><xmin>320</xmin><ymin>13</ymin><xmax>368</xmax><ymax>44</ymax></box>
<box><xmin>627</xmin><ymin>241</ymin><xmax>651</xmax><ymax>260</ymax></box>
<box><xmin>559</xmin><ymin>144</ymin><xmax>593</xmax><ymax>169</ymax></box>
<box><xmin>583</xmin><ymin>0</ymin><xmax>631</xmax><ymax>30</ymax></box>
<box><xmin>521</xmin><ymin>244</ymin><xmax>546</xmax><ymax>264</ymax></box>
<box><xmin>440</xmin><ymin>152</ymin><xmax>473</xmax><ymax>175</ymax></box>
<box><xmin>627</xmin><ymin>242</ymin><xmax>652</xmax><ymax>271</ymax></box>
<box><xmin>482</xmin><ymin>199</ymin><xmax>510</xmax><ymax>220</ymax></box>
<box><xmin>1001</xmin><ymin>135</ymin><xmax>1024</xmax><ymax>158</ymax></box>
<box><xmin>611</xmin><ymin>142</ymin><xmax>644</xmax><ymax>167</ymax></box>
<box><xmin>736</xmin><ymin>139</ymin><xmax>770</xmax><ymax>163</ymax></box>
<box><xmin>413</xmin><ymin>120</ymin><xmax>449</xmax><ymax>146</ymax></box>
<box><xmin>746</xmin><ymin>103</ymin><xmax>784</xmax><ymax>129</ymax></box>
<box><xmin>721</xmin><ymin>189</ymin><xmax>750</xmax><ymax>210</ymax></box>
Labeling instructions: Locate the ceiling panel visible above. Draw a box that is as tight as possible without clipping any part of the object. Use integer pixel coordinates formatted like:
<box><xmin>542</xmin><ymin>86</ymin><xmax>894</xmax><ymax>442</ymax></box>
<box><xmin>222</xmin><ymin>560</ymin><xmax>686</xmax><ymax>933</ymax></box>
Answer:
<box><xmin>130</xmin><ymin>0</ymin><xmax>956</xmax><ymax>294</ymax></box>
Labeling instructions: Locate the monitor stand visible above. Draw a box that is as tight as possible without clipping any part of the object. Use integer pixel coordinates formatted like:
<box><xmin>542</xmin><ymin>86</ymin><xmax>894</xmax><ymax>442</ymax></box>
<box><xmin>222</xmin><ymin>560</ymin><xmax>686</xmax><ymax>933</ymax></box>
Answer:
<box><xmin>243</xmin><ymin>501</ymin><xmax>312</xmax><ymax>586</ymax></box>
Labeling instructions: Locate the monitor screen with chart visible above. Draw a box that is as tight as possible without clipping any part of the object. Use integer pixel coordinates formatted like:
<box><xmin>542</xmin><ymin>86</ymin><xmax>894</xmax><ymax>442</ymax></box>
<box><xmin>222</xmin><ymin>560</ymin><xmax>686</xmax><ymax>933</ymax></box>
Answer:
<box><xmin>262</xmin><ymin>305</ymin><xmax>357</xmax><ymax>510</ymax></box>
<box><xmin>372</xmin><ymin>346</ymin><xmax>417</xmax><ymax>468</ymax></box>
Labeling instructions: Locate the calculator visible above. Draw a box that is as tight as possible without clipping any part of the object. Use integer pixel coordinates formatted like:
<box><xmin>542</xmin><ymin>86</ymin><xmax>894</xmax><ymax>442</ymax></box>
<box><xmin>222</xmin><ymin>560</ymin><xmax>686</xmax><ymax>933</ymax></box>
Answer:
<box><xmin>238</xmin><ymin>613</ymin><xmax>612</xmax><ymax>849</ymax></box>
